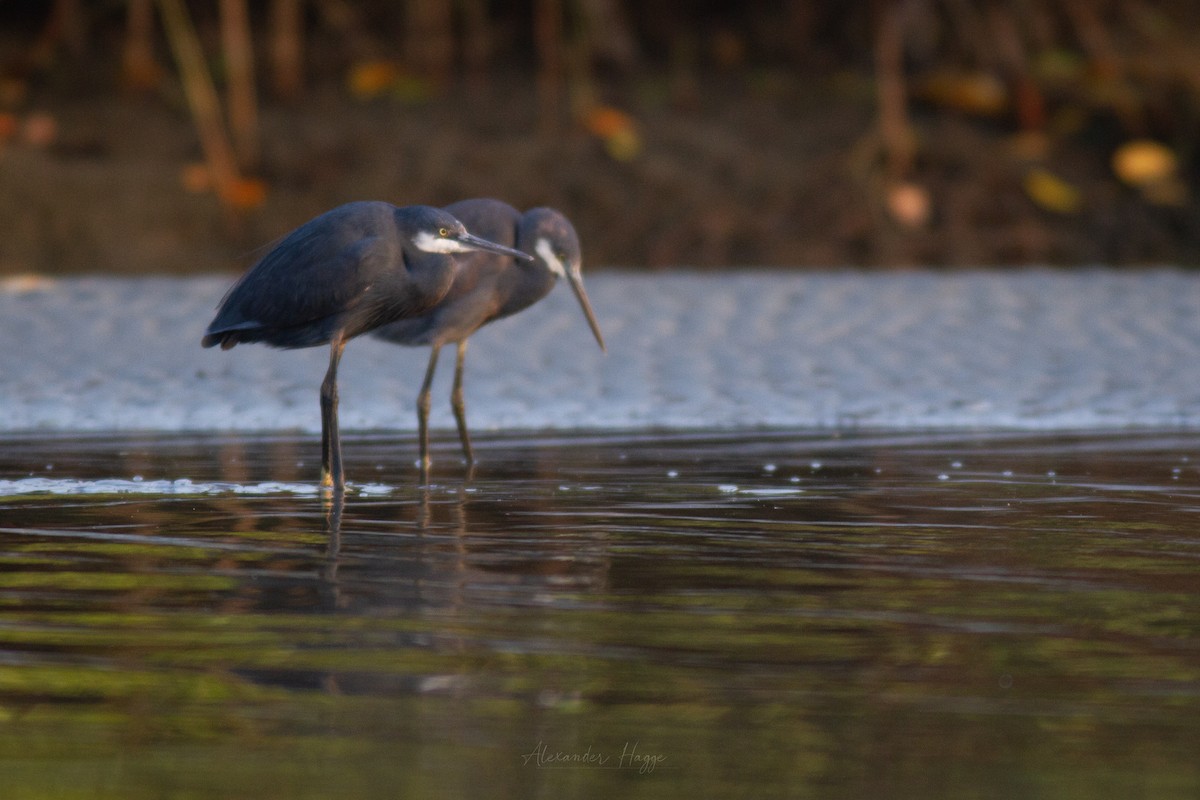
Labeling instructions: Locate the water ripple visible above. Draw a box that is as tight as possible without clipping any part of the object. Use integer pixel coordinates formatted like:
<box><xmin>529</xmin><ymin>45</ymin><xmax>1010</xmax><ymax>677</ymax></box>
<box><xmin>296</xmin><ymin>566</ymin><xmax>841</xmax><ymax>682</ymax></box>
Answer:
<box><xmin>0</xmin><ymin>476</ymin><xmax>335</xmax><ymax>497</ymax></box>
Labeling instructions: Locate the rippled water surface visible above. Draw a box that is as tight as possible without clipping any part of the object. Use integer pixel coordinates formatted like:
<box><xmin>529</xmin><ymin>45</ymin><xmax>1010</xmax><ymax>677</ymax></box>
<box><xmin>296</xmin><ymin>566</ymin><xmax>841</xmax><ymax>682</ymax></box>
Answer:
<box><xmin>2</xmin><ymin>430</ymin><xmax>1199</xmax><ymax>798</ymax></box>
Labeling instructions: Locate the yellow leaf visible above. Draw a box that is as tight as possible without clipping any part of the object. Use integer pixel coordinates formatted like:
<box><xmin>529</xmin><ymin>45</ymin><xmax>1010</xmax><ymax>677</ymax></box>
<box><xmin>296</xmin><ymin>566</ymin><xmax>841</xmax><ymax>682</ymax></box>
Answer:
<box><xmin>603</xmin><ymin>127</ymin><xmax>642</xmax><ymax>162</ymax></box>
<box><xmin>1112</xmin><ymin>139</ymin><xmax>1177</xmax><ymax>187</ymax></box>
<box><xmin>583</xmin><ymin>105</ymin><xmax>635</xmax><ymax>139</ymax></box>
<box><xmin>222</xmin><ymin>177</ymin><xmax>269</xmax><ymax>210</ymax></box>
<box><xmin>347</xmin><ymin>61</ymin><xmax>399</xmax><ymax>100</ymax></box>
<box><xmin>582</xmin><ymin>105</ymin><xmax>641</xmax><ymax>161</ymax></box>
<box><xmin>1024</xmin><ymin>168</ymin><xmax>1082</xmax><ymax>214</ymax></box>
<box><xmin>916</xmin><ymin>70</ymin><xmax>1008</xmax><ymax>116</ymax></box>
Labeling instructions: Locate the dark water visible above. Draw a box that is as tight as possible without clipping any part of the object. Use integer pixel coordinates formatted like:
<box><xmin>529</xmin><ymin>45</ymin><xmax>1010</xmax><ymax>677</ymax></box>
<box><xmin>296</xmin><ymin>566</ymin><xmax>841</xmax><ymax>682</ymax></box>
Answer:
<box><xmin>1</xmin><ymin>430</ymin><xmax>1199</xmax><ymax>799</ymax></box>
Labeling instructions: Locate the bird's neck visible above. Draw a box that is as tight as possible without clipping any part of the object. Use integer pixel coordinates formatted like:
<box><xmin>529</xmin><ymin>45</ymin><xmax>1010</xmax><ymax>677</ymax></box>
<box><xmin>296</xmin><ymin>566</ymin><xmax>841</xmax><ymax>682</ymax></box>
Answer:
<box><xmin>493</xmin><ymin>227</ymin><xmax>559</xmax><ymax>319</ymax></box>
<box><xmin>494</xmin><ymin>261</ymin><xmax>557</xmax><ymax>320</ymax></box>
<box><xmin>403</xmin><ymin>250</ymin><xmax>463</xmax><ymax>314</ymax></box>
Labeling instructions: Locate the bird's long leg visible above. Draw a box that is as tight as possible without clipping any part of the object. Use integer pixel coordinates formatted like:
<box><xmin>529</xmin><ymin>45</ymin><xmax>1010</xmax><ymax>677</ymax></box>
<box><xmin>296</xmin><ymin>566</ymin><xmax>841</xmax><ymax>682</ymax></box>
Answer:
<box><xmin>450</xmin><ymin>339</ymin><xmax>474</xmax><ymax>465</ymax></box>
<box><xmin>320</xmin><ymin>331</ymin><xmax>347</xmax><ymax>494</ymax></box>
<box><xmin>417</xmin><ymin>343</ymin><xmax>442</xmax><ymax>481</ymax></box>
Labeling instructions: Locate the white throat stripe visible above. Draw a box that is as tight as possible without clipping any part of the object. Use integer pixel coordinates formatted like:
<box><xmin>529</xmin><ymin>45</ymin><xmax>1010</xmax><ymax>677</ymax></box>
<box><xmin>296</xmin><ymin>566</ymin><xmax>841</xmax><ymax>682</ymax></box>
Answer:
<box><xmin>414</xmin><ymin>230</ymin><xmax>472</xmax><ymax>254</ymax></box>
<box><xmin>536</xmin><ymin>238</ymin><xmax>566</xmax><ymax>276</ymax></box>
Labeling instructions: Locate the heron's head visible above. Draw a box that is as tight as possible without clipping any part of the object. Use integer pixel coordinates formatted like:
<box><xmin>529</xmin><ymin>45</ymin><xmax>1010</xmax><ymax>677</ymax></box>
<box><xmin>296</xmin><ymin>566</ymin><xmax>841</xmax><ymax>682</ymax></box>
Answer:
<box><xmin>526</xmin><ymin>208</ymin><xmax>605</xmax><ymax>352</ymax></box>
<box><xmin>524</xmin><ymin>208</ymin><xmax>583</xmax><ymax>280</ymax></box>
<box><xmin>408</xmin><ymin>206</ymin><xmax>532</xmax><ymax>261</ymax></box>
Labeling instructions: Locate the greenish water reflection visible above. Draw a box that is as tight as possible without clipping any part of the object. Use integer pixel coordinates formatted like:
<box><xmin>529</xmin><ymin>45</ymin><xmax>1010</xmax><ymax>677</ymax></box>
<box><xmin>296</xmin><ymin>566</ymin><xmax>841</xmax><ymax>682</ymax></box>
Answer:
<box><xmin>1</xmin><ymin>431</ymin><xmax>1199</xmax><ymax>798</ymax></box>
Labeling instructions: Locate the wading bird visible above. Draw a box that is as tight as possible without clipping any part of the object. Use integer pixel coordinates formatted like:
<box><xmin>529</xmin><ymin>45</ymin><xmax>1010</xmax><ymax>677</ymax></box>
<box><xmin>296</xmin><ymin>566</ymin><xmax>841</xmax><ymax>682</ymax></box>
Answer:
<box><xmin>202</xmin><ymin>201</ymin><xmax>532</xmax><ymax>493</ymax></box>
<box><xmin>373</xmin><ymin>198</ymin><xmax>606</xmax><ymax>477</ymax></box>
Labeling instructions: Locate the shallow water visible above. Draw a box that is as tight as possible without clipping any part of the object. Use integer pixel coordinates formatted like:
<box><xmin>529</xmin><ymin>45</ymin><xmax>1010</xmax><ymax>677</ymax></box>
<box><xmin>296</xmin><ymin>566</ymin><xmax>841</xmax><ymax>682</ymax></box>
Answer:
<box><xmin>1</xmin><ymin>430</ymin><xmax>1199</xmax><ymax>798</ymax></box>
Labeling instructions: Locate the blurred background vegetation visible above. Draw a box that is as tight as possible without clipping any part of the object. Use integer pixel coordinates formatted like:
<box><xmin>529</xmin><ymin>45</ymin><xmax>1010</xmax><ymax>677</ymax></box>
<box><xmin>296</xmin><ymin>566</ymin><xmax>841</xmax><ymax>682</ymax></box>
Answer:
<box><xmin>1</xmin><ymin>0</ymin><xmax>1199</xmax><ymax>274</ymax></box>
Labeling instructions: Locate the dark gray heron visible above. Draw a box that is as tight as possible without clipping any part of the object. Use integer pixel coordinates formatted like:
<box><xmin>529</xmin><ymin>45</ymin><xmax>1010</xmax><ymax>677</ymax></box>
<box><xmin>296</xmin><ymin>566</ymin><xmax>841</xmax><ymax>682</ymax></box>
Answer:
<box><xmin>373</xmin><ymin>198</ymin><xmax>606</xmax><ymax>477</ymax></box>
<box><xmin>201</xmin><ymin>200</ymin><xmax>532</xmax><ymax>493</ymax></box>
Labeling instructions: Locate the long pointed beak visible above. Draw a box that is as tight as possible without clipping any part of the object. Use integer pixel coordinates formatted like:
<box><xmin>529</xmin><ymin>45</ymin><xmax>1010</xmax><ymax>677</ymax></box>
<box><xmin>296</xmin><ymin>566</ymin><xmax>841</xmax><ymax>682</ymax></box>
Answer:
<box><xmin>455</xmin><ymin>231</ymin><xmax>534</xmax><ymax>262</ymax></box>
<box><xmin>566</xmin><ymin>270</ymin><xmax>606</xmax><ymax>352</ymax></box>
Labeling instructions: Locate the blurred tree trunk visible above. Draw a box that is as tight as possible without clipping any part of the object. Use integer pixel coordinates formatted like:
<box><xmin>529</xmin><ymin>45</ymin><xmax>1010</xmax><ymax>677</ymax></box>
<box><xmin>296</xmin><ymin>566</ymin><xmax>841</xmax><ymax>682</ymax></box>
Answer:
<box><xmin>534</xmin><ymin>0</ymin><xmax>565</xmax><ymax>135</ymax></box>
<box><xmin>122</xmin><ymin>0</ymin><xmax>161</xmax><ymax>91</ymax></box>
<box><xmin>405</xmin><ymin>0</ymin><xmax>454</xmax><ymax>86</ymax></box>
<box><xmin>668</xmin><ymin>32</ymin><xmax>699</xmax><ymax>110</ymax></box>
<box><xmin>566</xmin><ymin>0</ymin><xmax>635</xmax><ymax>117</ymax></box>
<box><xmin>155</xmin><ymin>0</ymin><xmax>242</xmax><ymax>215</ymax></box>
<box><xmin>220</xmin><ymin>0</ymin><xmax>260</xmax><ymax>170</ymax></box>
<box><xmin>1061</xmin><ymin>0</ymin><xmax>1143</xmax><ymax>131</ymax></box>
<box><xmin>784</xmin><ymin>0</ymin><xmax>817</xmax><ymax>64</ymax></box>
<box><xmin>458</xmin><ymin>0</ymin><xmax>490</xmax><ymax>90</ymax></box>
<box><xmin>576</xmin><ymin>0</ymin><xmax>637</xmax><ymax>71</ymax></box>
<box><xmin>1061</xmin><ymin>0</ymin><xmax>1119</xmax><ymax>76</ymax></box>
<box><xmin>316</xmin><ymin>0</ymin><xmax>379</xmax><ymax>62</ymax></box>
<box><xmin>55</xmin><ymin>0</ymin><xmax>87</xmax><ymax>56</ymax></box>
<box><xmin>985</xmin><ymin>4</ymin><xmax>1044</xmax><ymax>131</ymax></box>
<box><xmin>874</xmin><ymin>0</ymin><xmax>916</xmax><ymax>179</ymax></box>
<box><xmin>32</xmin><ymin>0</ymin><xmax>86</xmax><ymax>66</ymax></box>
<box><xmin>270</xmin><ymin>0</ymin><xmax>304</xmax><ymax>100</ymax></box>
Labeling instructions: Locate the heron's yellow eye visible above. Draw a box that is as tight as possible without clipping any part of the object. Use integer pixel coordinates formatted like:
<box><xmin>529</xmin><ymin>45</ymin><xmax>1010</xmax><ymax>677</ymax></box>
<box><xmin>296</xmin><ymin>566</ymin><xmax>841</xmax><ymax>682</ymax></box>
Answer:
<box><xmin>438</xmin><ymin>227</ymin><xmax>449</xmax><ymax>237</ymax></box>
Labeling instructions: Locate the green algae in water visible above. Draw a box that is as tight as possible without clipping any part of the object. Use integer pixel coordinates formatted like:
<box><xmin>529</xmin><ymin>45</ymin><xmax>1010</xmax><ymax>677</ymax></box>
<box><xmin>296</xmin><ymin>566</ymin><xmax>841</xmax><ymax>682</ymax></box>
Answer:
<box><xmin>1</xmin><ymin>431</ymin><xmax>1199</xmax><ymax>799</ymax></box>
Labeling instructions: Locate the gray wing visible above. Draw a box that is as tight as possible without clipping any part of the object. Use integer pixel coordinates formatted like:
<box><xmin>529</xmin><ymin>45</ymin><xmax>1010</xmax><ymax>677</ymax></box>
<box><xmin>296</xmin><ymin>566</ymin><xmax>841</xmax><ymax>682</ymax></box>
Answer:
<box><xmin>205</xmin><ymin>202</ymin><xmax>404</xmax><ymax>347</ymax></box>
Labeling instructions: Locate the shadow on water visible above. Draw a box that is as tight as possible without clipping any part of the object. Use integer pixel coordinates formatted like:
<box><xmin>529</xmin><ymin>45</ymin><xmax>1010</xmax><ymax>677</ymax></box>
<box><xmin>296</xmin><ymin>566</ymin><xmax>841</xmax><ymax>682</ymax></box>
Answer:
<box><xmin>1</xmin><ymin>429</ymin><xmax>1199</xmax><ymax>798</ymax></box>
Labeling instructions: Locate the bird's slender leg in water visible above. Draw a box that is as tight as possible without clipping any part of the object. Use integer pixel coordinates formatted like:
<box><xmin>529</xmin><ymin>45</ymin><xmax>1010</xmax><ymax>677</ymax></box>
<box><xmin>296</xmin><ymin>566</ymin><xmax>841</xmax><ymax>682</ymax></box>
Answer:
<box><xmin>450</xmin><ymin>339</ymin><xmax>474</xmax><ymax>465</ymax></box>
<box><xmin>320</xmin><ymin>332</ymin><xmax>348</xmax><ymax>493</ymax></box>
<box><xmin>417</xmin><ymin>343</ymin><xmax>442</xmax><ymax>480</ymax></box>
